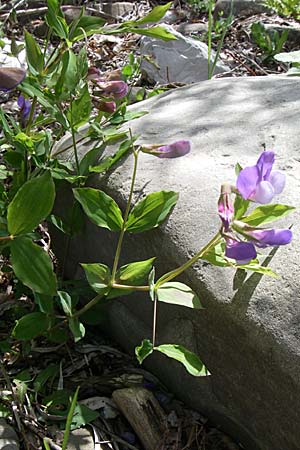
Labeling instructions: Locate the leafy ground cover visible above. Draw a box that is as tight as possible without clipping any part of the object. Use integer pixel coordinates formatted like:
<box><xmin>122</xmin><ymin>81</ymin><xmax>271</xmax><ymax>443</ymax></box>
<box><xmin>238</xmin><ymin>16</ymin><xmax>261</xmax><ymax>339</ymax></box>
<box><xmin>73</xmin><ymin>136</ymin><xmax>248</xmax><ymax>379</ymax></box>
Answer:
<box><xmin>0</xmin><ymin>0</ymin><xmax>298</xmax><ymax>449</ymax></box>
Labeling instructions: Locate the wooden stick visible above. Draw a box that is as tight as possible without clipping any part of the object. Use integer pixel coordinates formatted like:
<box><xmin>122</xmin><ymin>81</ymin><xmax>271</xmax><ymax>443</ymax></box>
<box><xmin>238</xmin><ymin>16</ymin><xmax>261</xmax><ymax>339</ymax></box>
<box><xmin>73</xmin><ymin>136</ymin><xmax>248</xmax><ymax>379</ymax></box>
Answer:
<box><xmin>112</xmin><ymin>387</ymin><xmax>167</xmax><ymax>450</ymax></box>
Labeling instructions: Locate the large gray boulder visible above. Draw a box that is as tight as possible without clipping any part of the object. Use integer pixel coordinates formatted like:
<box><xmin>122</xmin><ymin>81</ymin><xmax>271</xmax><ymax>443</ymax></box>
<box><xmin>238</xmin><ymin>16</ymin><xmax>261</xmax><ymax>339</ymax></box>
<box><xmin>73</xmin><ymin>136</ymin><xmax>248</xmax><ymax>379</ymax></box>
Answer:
<box><xmin>53</xmin><ymin>76</ymin><xmax>300</xmax><ymax>450</ymax></box>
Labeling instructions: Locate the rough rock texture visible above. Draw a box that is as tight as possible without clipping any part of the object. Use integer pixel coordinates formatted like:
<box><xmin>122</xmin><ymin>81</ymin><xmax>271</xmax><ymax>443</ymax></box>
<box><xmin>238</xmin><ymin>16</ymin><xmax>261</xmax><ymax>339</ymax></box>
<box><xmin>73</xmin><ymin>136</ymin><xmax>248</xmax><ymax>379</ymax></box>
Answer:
<box><xmin>140</xmin><ymin>24</ymin><xmax>229</xmax><ymax>84</ymax></box>
<box><xmin>214</xmin><ymin>0</ymin><xmax>270</xmax><ymax>17</ymax></box>
<box><xmin>0</xmin><ymin>39</ymin><xmax>26</xmax><ymax>68</ymax></box>
<box><xmin>52</xmin><ymin>76</ymin><xmax>300</xmax><ymax>450</ymax></box>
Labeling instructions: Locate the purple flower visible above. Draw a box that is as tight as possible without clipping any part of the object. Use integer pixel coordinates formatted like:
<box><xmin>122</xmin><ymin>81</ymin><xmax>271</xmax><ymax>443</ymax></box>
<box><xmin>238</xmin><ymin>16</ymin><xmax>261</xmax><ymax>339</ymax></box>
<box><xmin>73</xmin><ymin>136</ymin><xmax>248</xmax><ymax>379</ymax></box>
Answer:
<box><xmin>237</xmin><ymin>151</ymin><xmax>285</xmax><ymax>204</ymax></box>
<box><xmin>98</xmin><ymin>80</ymin><xmax>128</xmax><ymax>100</ymax></box>
<box><xmin>97</xmin><ymin>100</ymin><xmax>116</xmax><ymax>114</ymax></box>
<box><xmin>225</xmin><ymin>238</ymin><xmax>257</xmax><ymax>265</ymax></box>
<box><xmin>246</xmin><ymin>228</ymin><xmax>292</xmax><ymax>248</ymax></box>
<box><xmin>218</xmin><ymin>184</ymin><xmax>234</xmax><ymax>231</ymax></box>
<box><xmin>0</xmin><ymin>67</ymin><xmax>26</xmax><ymax>91</ymax></box>
<box><xmin>142</xmin><ymin>140</ymin><xmax>191</xmax><ymax>158</ymax></box>
<box><xmin>18</xmin><ymin>95</ymin><xmax>31</xmax><ymax>120</ymax></box>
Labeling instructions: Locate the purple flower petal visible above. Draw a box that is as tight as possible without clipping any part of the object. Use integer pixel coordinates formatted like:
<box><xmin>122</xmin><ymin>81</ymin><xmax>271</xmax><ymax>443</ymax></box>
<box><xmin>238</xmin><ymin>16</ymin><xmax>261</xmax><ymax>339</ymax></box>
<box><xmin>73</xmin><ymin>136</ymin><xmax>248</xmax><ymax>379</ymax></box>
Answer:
<box><xmin>269</xmin><ymin>170</ymin><xmax>285</xmax><ymax>194</ymax></box>
<box><xmin>142</xmin><ymin>140</ymin><xmax>191</xmax><ymax>159</ymax></box>
<box><xmin>256</xmin><ymin>151</ymin><xmax>275</xmax><ymax>181</ymax></box>
<box><xmin>18</xmin><ymin>95</ymin><xmax>32</xmax><ymax>121</ymax></box>
<box><xmin>97</xmin><ymin>101</ymin><xmax>116</xmax><ymax>114</ymax></box>
<box><xmin>0</xmin><ymin>67</ymin><xmax>26</xmax><ymax>91</ymax></box>
<box><xmin>98</xmin><ymin>80</ymin><xmax>128</xmax><ymax>99</ymax></box>
<box><xmin>248</xmin><ymin>228</ymin><xmax>292</xmax><ymax>248</ymax></box>
<box><xmin>236</xmin><ymin>165</ymin><xmax>259</xmax><ymax>200</ymax></box>
<box><xmin>157</xmin><ymin>140</ymin><xmax>191</xmax><ymax>158</ymax></box>
<box><xmin>252</xmin><ymin>180</ymin><xmax>274</xmax><ymax>204</ymax></box>
<box><xmin>218</xmin><ymin>185</ymin><xmax>234</xmax><ymax>231</ymax></box>
<box><xmin>225</xmin><ymin>239</ymin><xmax>257</xmax><ymax>264</ymax></box>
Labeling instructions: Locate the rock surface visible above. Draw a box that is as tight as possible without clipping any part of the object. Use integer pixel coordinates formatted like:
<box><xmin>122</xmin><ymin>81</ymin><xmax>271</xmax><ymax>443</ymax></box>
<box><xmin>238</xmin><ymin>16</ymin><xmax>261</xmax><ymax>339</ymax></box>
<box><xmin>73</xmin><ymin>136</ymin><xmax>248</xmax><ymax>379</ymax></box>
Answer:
<box><xmin>140</xmin><ymin>24</ymin><xmax>229</xmax><ymax>84</ymax></box>
<box><xmin>53</xmin><ymin>76</ymin><xmax>300</xmax><ymax>450</ymax></box>
<box><xmin>214</xmin><ymin>0</ymin><xmax>270</xmax><ymax>17</ymax></box>
<box><xmin>0</xmin><ymin>419</ymin><xmax>19</xmax><ymax>450</ymax></box>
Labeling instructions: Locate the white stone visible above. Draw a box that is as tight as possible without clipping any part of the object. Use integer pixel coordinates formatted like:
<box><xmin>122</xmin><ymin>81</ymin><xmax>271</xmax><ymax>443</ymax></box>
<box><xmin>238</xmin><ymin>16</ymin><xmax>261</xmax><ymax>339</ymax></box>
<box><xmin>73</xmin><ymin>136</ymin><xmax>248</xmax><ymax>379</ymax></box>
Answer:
<box><xmin>0</xmin><ymin>38</ymin><xmax>26</xmax><ymax>68</ymax></box>
<box><xmin>140</xmin><ymin>24</ymin><xmax>229</xmax><ymax>85</ymax></box>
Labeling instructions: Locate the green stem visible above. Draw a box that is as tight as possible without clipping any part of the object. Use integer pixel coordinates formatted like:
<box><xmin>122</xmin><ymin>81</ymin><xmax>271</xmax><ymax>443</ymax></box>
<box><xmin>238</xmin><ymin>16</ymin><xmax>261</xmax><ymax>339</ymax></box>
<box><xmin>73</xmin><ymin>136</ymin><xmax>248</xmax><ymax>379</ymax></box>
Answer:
<box><xmin>207</xmin><ymin>0</ymin><xmax>213</xmax><ymax>79</ymax></box>
<box><xmin>25</xmin><ymin>95</ymin><xmax>37</xmax><ymax>134</ymax></box>
<box><xmin>156</xmin><ymin>231</ymin><xmax>222</xmax><ymax>287</ymax></box>
<box><xmin>69</xmin><ymin>98</ymin><xmax>80</xmax><ymax>175</ymax></box>
<box><xmin>71</xmin><ymin>293</ymin><xmax>104</xmax><ymax>318</ymax></box>
<box><xmin>111</xmin><ymin>145</ymin><xmax>139</xmax><ymax>282</ymax></box>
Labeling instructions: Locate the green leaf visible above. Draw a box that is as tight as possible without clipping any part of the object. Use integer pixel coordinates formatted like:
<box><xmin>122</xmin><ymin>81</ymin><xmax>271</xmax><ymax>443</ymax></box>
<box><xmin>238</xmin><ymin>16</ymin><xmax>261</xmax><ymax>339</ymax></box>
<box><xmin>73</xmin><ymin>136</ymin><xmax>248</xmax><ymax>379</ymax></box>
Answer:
<box><xmin>79</xmin><ymin>145</ymin><xmax>105</xmax><ymax>176</ymax></box>
<box><xmin>7</xmin><ymin>171</ymin><xmax>55</xmax><ymax>236</ymax></box>
<box><xmin>135</xmin><ymin>339</ymin><xmax>153</xmax><ymax>364</ymax></box>
<box><xmin>57</xmin><ymin>291</ymin><xmax>73</xmax><ymax>316</ymax></box>
<box><xmin>25</xmin><ymin>31</ymin><xmax>44</xmax><ymax>75</ymax></box>
<box><xmin>62</xmin><ymin>387</ymin><xmax>80</xmax><ymax>450</ymax></box>
<box><xmin>11</xmin><ymin>237</ymin><xmax>57</xmax><ymax>295</ymax></box>
<box><xmin>34</xmin><ymin>293</ymin><xmax>54</xmax><ymax>314</ymax></box>
<box><xmin>89</xmin><ymin>138</ymin><xmax>134</xmax><ymax>174</ymax></box>
<box><xmin>34</xmin><ymin>364</ymin><xmax>59</xmax><ymax>392</ymax></box>
<box><xmin>69</xmin><ymin>317</ymin><xmax>85</xmax><ymax>343</ymax></box>
<box><xmin>108</xmin><ymin>257</ymin><xmax>155</xmax><ymax>299</ymax></box>
<box><xmin>13</xmin><ymin>312</ymin><xmax>50</xmax><ymax>340</ymax></box>
<box><xmin>46</xmin><ymin>0</ymin><xmax>69</xmax><ymax>39</ymax></box>
<box><xmin>157</xmin><ymin>282</ymin><xmax>202</xmax><ymax>309</ymax></box>
<box><xmin>241</xmin><ymin>204</ymin><xmax>295</xmax><ymax>226</ymax></box>
<box><xmin>235</xmin><ymin>260</ymin><xmax>278</xmax><ymax>277</ymax></box>
<box><xmin>234</xmin><ymin>195</ymin><xmax>249</xmax><ymax>220</ymax></box>
<box><xmin>126</xmin><ymin>191</ymin><xmax>178</xmax><ymax>233</ymax></box>
<box><xmin>69</xmin><ymin>16</ymin><xmax>106</xmax><ymax>41</ymax></box>
<box><xmin>117</xmin><ymin>257</ymin><xmax>155</xmax><ymax>285</ymax></box>
<box><xmin>73</xmin><ymin>188</ymin><xmax>123</xmax><ymax>231</ymax></box>
<box><xmin>136</xmin><ymin>2</ymin><xmax>172</xmax><ymax>24</ymax></box>
<box><xmin>55</xmin><ymin>49</ymin><xmax>78</xmax><ymax>99</ymax></box>
<box><xmin>67</xmin><ymin>84</ymin><xmax>91</xmax><ymax>129</ymax></box>
<box><xmin>71</xmin><ymin>404</ymin><xmax>99</xmax><ymax>430</ymax></box>
<box><xmin>81</xmin><ymin>263</ymin><xmax>111</xmax><ymax>295</ymax></box>
<box><xmin>155</xmin><ymin>344</ymin><xmax>209</xmax><ymax>377</ymax></box>
<box><xmin>126</xmin><ymin>25</ymin><xmax>177</xmax><ymax>41</ymax></box>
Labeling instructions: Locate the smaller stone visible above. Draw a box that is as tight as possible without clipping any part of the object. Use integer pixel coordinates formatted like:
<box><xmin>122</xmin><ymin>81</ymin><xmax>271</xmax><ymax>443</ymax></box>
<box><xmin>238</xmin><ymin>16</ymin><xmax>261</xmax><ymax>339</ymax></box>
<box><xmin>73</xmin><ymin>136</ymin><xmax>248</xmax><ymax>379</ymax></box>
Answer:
<box><xmin>214</xmin><ymin>0</ymin><xmax>270</xmax><ymax>18</ymax></box>
<box><xmin>67</xmin><ymin>428</ymin><xmax>94</xmax><ymax>450</ymax></box>
<box><xmin>101</xmin><ymin>2</ymin><xmax>134</xmax><ymax>17</ymax></box>
<box><xmin>140</xmin><ymin>24</ymin><xmax>229</xmax><ymax>85</ymax></box>
<box><xmin>0</xmin><ymin>419</ymin><xmax>19</xmax><ymax>450</ymax></box>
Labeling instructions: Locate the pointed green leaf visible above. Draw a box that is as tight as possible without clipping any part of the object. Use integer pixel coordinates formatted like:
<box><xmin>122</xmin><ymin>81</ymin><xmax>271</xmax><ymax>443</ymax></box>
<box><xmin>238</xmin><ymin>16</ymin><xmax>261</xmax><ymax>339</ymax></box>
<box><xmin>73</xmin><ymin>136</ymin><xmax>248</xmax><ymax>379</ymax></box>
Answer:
<box><xmin>235</xmin><ymin>261</ymin><xmax>278</xmax><ymax>277</ymax></box>
<box><xmin>108</xmin><ymin>257</ymin><xmax>155</xmax><ymax>299</ymax></box>
<box><xmin>25</xmin><ymin>31</ymin><xmax>44</xmax><ymax>74</ymax></box>
<box><xmin>241</xmin><ymin>204</ymin><xmax>295</xmax><ymax>226</ymax></box>
<box><xmin>135</xmin><ymin>339</ymin><xmax>153</xmax><ymax>364</ymax></box>
<box><xmin>57</xmin><ymin>291</ymin><xmax>73</xmax><ymax>316</ymax></box>
<box><xmin>136</xmin><ymin>2</ymin><xmax>172</xmax><ymax>25</ymax></box>
<box><xmin>69</xmin><ymin>317</ymin><xmax>85</xmax><ymax>343</ymax></box>
<box><xmin>126</xmin><ymin>25</ymin><xmax>177</xmax><ymax>41</ymax></box>
<box><xmin>81</xmin><ymin>263</ymin><xmax>111</xmax><ymax>295</ymax></box>
<box><xmin>46</xmin><ymin>0</ymin><xmax>69</xmax><ymax>39</ymax></box>
<box><xmin>89</xmin><ymin>138</ymin><xmax>134</xmax><ymax>174</ymax></box>
<box><xmin>155</xmin><ymin>344</ymin><xmax>209</xmax><ymax>377</ymax></box>
<box><xmin>116</xmin><ymin>257</ymin><xmax>155</xmax><ymax>285</ymax></box>
<box><xmin>34</xmin><ymin>293</ymin><xmax>54</xmax><ymax>314</ymax></box>
<box><xmin>69</xmin><ymin>15</ymin><xmax>106</xmax><ymax>41</ymax></box>
<box><xmin>11</xmin><ymin>237</ymin><xmax>57</xmax><ymax>295</ymax></box>
<box><xmin>7</xmin><ymin>172</ymin><xmax>55</xmax><ymax>236</ymax></box>
<box><xmin>73</xmin><ymin>188</ymin><xmax>123</xmax><ymax>231</ymax></box>
<box><xmin>67</xmin><ymin>84</ymin><xmax>91</xmax><ymax>129</ymax></box>
<box><xmin>234</xmin><ymin>195</ymin><xmax>249</xmax><ymax>220</ymax></box>
<box><xmin>13</xmin><ymin>312</ymin><xmax>50</xmax><ymax>340</ymax></box>
<box><xmin>157</xmin><ymin>282</ymin><xmax>202</xmax><ymax>309</ymax></box>
<box><xmin>126</xmin><ymin>191</ymin><xmax>178</xmax><ymax>233</ymax></box>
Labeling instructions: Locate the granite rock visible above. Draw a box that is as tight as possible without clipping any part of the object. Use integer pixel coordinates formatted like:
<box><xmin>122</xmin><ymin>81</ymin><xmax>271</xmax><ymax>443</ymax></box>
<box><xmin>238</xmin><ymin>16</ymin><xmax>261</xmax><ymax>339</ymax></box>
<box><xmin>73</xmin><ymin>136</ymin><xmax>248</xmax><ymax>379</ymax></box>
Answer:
<box><xmin>52</xmin><ymin>76</ymin><xmax>300</xmax><ymax>450</ymax></box>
